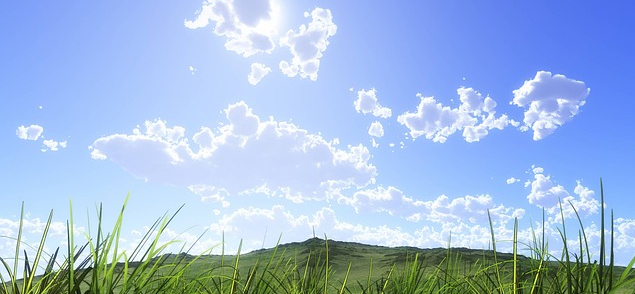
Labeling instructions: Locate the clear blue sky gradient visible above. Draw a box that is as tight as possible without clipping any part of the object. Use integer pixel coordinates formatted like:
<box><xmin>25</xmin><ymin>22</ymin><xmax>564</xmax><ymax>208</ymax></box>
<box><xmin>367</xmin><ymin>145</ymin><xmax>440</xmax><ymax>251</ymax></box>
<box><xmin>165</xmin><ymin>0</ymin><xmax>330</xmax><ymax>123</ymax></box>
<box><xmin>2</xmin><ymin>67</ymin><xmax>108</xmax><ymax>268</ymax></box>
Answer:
<box><xmin>2</xmin><ymin>0</ymin><xmax>635</xmax><ymax>266</ymax></box>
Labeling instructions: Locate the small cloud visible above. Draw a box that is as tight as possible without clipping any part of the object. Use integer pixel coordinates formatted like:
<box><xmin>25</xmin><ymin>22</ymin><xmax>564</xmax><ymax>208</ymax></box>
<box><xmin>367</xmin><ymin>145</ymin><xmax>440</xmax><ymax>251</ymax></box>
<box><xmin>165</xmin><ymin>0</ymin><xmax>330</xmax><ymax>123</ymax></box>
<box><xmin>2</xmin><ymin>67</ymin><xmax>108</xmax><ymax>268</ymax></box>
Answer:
<box><xmin>41</xmin><ymin>140</ymin><xmax>67</xmax><ymax>152</ymax></box>
<box><xmin>512</xmin><ymin>71</ymin><xmax>590</xmax><ymax>140</ymax></box>
<box><xmin>16</xmin><ymin>125</ymin><xmax>44</xmax><ymax>141</ymax></box>
<box><xmin>354</xmin><ymin>88</ymin><xmax>392</xmax><ymax>118</ymax></box>
<box><xmin>370</xmin><ymin>138</ymin><xmax>379</xmax><ymax>148</ymax></box>
<box><xmin>247</xmin><ymin>63</ymin><xmax>271</xmax><ymax>85</ymax></box>
<box><xmin>189</xmin><ymin>66</ymin><xmax>197</xmax><ymax>75</ymax></box>
<box><xmin>38</xmin><ymin>106</ymin><xmax>43</xmax><ymax>110</ymax></box>
<box><xmin>368</xmin><ymin>121</ymin><xmax>384</xmax><ymax>138</ymax></box>
<box><xmin>279</xmin><ymin>7</ymin><xmax>337</xmax><ymax>81</ymax></box>
<box><xmin>506</xmin><ymin>177</ymin><xmax>520</xmax><ymax>184</ymax></box>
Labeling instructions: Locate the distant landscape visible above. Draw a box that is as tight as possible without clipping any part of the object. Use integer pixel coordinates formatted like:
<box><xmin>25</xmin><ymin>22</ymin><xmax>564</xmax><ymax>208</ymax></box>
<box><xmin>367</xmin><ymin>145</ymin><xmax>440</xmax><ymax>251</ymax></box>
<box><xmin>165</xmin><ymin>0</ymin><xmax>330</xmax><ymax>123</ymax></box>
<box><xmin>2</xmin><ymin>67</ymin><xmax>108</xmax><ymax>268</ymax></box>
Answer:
<box><xmin>3</xmin><ymin>195</ymin><xmax>635</xmax><ymax>293</ymax></box>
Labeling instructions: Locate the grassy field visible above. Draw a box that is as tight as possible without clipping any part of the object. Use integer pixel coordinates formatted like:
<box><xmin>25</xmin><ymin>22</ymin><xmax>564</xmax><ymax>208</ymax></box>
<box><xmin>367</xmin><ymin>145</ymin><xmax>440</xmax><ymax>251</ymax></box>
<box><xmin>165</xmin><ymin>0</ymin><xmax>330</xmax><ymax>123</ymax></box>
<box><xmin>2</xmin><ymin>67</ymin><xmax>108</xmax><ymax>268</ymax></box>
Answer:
<box><xmin>2</xmin><ymin>181</ymin><xmax>635</xmax><ymax>293</ymax></box>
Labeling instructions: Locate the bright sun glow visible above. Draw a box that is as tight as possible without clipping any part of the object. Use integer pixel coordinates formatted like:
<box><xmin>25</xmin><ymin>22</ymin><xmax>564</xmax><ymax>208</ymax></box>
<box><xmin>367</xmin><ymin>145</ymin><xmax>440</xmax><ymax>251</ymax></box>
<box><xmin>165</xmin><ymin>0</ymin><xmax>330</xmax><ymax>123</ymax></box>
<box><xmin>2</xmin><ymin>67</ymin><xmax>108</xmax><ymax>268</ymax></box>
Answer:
<box><xmin>254</xmin><ymin>0</ymin><xmax>283</xmax><ymax>35</ymax></box>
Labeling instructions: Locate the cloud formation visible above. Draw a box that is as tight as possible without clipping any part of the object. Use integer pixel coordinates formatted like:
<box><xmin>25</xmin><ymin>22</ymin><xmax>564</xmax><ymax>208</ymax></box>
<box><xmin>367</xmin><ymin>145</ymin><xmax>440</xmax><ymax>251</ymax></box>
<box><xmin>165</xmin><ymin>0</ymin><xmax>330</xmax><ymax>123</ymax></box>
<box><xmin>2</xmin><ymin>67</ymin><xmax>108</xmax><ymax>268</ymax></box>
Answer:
<box><xmin>525</xmin><ymin>166</ymin><xmax>600</xmax><ymax>219</ymax></box>
<box><xmin>512</xmin><ymin>71</ymin><xmax>590</xmax><ymax>140</ymax></box>
<box><xmin>247</xmin><ymin>62</ymin><xmax>271</xmax><ymax>85</ymax></box>
<box><xmin>354</xmin><ymin>88</ymin><xmax>392</xmax><ymax>118</ymax></box>
<box><xmin>185</xmin><ymin>0</ymin><xmax>276</xmax><ymax>57</ymax></box>
<box><xmin>398</xmin><ymin>87</ymin><xmax>518</xmax><ymax>143</ymax></box>
<box><xmin>368</xmin><ymin>121</ymin><xmax>384</xmax><ymax>138</ymax></box>
<box><xmin>42</xmin><ymin>139</ymin><xmax>67</xmax><ymax>152</ymax></box>
<box><xmin>16</xmin><ymin>125</ymin><xmax>44</xmax><ymax>141</ymax></box>
<box><xmin>279</xmin><ymin>8</ymin><xmax>337</xmax><ymax>81</ymax></box>
<box><xmin>90</xmin><ymin>102</ymin><xmax>377</xmax><ymax>205</ymax></box>
<box><xmin>340</xmin><ymin>186</ymin><xmax>525</xmax><ymax>226</ymax></box>
<box><xmin>506</xmin><ymin>177</ymin><xmax>520</xmax><ymax>184</ymax></box>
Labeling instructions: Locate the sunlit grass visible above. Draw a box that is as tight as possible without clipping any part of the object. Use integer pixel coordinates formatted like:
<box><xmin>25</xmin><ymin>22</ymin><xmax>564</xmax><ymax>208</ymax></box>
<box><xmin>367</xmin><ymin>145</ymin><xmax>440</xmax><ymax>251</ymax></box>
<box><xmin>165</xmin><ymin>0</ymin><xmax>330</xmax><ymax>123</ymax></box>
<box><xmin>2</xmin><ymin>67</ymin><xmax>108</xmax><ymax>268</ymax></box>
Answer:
<box><xmin>1</xmin><ymin>180</ymin><xmax>635</xmax><ymax>293</ymax></box>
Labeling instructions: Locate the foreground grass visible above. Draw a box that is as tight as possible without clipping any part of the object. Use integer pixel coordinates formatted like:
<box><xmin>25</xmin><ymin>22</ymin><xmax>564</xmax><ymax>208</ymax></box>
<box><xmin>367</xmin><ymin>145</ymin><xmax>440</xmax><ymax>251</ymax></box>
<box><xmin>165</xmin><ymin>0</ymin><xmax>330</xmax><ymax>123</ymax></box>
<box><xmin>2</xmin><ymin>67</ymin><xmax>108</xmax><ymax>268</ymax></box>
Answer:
<box><xmin>2</xmin><ymin>180</ymin><xmax>635</xmax><ymax>293</ymax></box>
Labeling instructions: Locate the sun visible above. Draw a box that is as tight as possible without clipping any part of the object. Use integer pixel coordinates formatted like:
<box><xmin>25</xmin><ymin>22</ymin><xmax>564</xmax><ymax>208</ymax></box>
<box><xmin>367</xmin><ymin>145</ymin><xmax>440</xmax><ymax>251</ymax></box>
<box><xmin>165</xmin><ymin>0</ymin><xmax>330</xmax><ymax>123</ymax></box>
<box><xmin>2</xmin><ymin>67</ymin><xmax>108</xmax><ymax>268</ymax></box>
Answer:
<box><xmin>254</xmin><ymin>0</ymin><xmax>283</xmax><ymax>35</ymax></box>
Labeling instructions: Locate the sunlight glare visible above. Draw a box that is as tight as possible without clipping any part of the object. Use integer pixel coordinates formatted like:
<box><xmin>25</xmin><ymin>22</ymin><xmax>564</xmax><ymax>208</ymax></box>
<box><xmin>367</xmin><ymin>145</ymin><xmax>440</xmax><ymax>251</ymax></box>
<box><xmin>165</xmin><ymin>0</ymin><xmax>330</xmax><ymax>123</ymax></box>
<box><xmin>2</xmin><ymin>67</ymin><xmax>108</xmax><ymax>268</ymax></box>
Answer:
<box><xmin>254</xmin><ymin>0</ymin><xmax>283</xmax><ymax>35</ymax></box>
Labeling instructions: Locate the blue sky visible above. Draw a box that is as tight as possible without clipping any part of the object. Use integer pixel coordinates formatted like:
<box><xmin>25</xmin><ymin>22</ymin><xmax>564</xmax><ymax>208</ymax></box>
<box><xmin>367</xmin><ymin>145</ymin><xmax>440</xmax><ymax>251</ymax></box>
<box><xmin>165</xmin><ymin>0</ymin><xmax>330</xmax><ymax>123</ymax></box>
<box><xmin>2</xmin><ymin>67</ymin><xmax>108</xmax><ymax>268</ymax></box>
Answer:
<box><xmin>2</xmin><ymin>0</ymin><xmax>635</xmax><ymax>268</ymax></box>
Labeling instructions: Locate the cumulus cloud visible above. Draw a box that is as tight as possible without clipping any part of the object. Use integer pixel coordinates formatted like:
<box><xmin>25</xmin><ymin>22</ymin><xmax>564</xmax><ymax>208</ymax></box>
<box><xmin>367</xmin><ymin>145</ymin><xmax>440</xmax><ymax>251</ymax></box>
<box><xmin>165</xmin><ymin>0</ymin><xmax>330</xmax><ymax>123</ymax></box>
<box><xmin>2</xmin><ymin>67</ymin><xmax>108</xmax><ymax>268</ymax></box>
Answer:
<box><xmin>353</xmin><ymin>89</ymin><xmax>392</xmax><ymax>118</ymax></box>
<box><xmin>506</xmin><ymin>177</ymin><xmax>520</xmax><ymax>184</ymax></box>
<box><xmin>247</xmin><ymin>62</ymin><xmax>271</xmax><ymax>85</ymax></box>
<box><xmin>368</xmin><ymin>121</ymin><xmax>384</xmax><ymax>138</ymax></box>
<box><xmin>16</xmin><ymin>125</ymin><xmax>44</xmax><ymax>141</ymax></box>
<box><xmin>354</xmin><ymin>88</ymin><xmax>392</xmax><ymax>118</ymax></box>
<box><xmin>525</xmin><ymin>166</ymin><xmax>600</xmax><ymax>219</ymax></box>
<box><xmin>398</xmin><ymin>87</ymin><xmax>518</xmax><ymax>143</ymax></box>
<box><xmin>42</xmin><ymin>140</ymin><xmax>67</xmax><ymax>152</ymax></box>
<box><xmin>185</xmin><ymin>0</ymin><xmax>277</xmax><ymax>57</ymax></box>
<box><xmin>340</xmin><ymin>186</ymin><xmax>524</xmax><ymax>227</ymax></box>
<box><xmin>512</xmin><ymin>71</ymin><xmax>590</xmax><ymax>140</ymax></box>
<box><xmin>90</xmin><ymin>102</ymin><xmax>377</xmax><ymax>204</ymax></box>
<box><xmin>279</xmin><ymin>8</ymin><xmax>337</xmax><ymax>81</ymax></box>
<box><xmin>616</xmin><ymin>218</ymin><xmax>635</xmax><ymax>250</ymax></box>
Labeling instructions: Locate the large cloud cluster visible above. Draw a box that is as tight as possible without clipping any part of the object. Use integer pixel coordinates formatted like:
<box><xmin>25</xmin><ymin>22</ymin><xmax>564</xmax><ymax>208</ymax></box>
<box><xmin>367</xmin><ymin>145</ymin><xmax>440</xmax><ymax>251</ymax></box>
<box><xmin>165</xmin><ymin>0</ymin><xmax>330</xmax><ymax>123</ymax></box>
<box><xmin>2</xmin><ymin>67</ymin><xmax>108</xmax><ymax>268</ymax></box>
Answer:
<box><xmin>186</xmin><ymin>2</ymin><xmax>336</xmax><ymax>83</ymax></box>
<box><xmin>90</xmin><ymin>102</ymin><xmax>377</xmax><ymax>205</ymax></box>
<box><xmin>398</xmin><ymin>87</ymin><xmax>518</xmax><ymax>143</ymax></box>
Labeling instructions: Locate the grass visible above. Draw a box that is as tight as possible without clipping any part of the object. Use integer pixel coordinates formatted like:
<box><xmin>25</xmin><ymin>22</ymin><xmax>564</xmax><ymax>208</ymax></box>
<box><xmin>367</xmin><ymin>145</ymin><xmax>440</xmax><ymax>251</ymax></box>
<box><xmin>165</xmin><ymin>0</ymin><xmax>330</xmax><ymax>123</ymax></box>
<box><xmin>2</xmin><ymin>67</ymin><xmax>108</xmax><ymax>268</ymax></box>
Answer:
<box><xmin>1</xmin><ymin>180</ymin><xmax>635</xmax><ymax>293</ymax></box>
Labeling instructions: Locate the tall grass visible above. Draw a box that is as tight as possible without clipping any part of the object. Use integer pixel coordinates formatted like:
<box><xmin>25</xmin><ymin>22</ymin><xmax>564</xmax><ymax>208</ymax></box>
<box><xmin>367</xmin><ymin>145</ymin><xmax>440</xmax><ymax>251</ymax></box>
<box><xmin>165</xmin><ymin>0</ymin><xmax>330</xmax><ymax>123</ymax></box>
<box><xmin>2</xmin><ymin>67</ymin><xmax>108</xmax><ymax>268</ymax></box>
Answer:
<box><xmin>1</xmin><ymin>181</ymin><xmax>635</xmax><ymax>293</ymax></box>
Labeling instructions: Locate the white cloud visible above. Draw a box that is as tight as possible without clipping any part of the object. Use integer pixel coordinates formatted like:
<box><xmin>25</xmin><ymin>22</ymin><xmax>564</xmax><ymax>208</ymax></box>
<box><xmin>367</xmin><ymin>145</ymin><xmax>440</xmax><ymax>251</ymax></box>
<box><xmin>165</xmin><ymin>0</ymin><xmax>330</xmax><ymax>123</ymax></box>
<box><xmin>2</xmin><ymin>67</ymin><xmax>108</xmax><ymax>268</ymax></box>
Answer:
<box><xmin>368</xmin><ymin>121</ymin><xmax>384</xmax><ymax>138</ymax></box>
<box><xmin>398</xmin><ymin>88</ymin><xmax>518</xmax><ymax>143</ymax></box>
<box><xmin>16</xmin><ymin>125</ymin><xmax>44</xmax><ymax>141</ymax></box>
<box><xmin>185</xmin><ymin>0</ymin><xmax>276</xmax><ymax>57</ymax></box>
<box><xmin>90</xmin><ymin>101</ymin><xmax>377</xmax><ymax>203</ymax></box>
<box><xmin>189</xmin><ymin>66</ymin><xmax>197</xmax><ymax>75</ymax></box>
<box><xmin>506</xmin><ymin>177</ymin><xmax>520</xmax><ymax>184</ymax></box>
<box><xmin>354</xmin><ymin>88</ymin><xmax>392</xmax><ymax>118</ymax></box>
<box><xmin>525</xmin><ymin>166</ymin><xmax>600</xmax><ymax>219</ymax></box>
<box><xmin>41</xmin><ymin>140</ymin><xmax>67</xmax><ymax>152</ymax></box>
<box><xmin>279</xmin><ymin>8</ymin><xmax>337</xmax><ymax>81</ymax></box>
<box><xmin>616</xmin><ymin>218</ymin><xmax>635</xmax><ymax>249</ymax></box>
<box><xmin>340</xmin><ymin>186</ymin><xmax>523</xmax><ymax>227</ymax></box>
<box><xmin>0</xmin><ymin>217</ymin><xmax>66</xmax><ymax>237</ymax></box>
<box><xmin>247</xmin><ymin>62</ymin><xmax>271</xmax><ymax>85</ymax></box>
<box><xmin>203</xmin><ymin>202</ymin><xmax>530</xmax><ymax>254</ymax></box>
<box><xmin>512</xmin><ymin>71</ymin><xmax>590</xmax><ymax>140</ymax></box>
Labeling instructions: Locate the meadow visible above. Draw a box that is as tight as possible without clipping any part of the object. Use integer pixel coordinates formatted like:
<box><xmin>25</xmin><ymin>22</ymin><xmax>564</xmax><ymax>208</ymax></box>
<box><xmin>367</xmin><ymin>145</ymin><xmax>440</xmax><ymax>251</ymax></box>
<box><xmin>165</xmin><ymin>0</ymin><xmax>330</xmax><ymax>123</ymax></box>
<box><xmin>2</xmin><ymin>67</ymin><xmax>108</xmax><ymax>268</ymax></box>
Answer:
<box><xmin>2</xmin><ymin>181</ymin><xmax>635</xmax><ymax>294</ymax></box>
